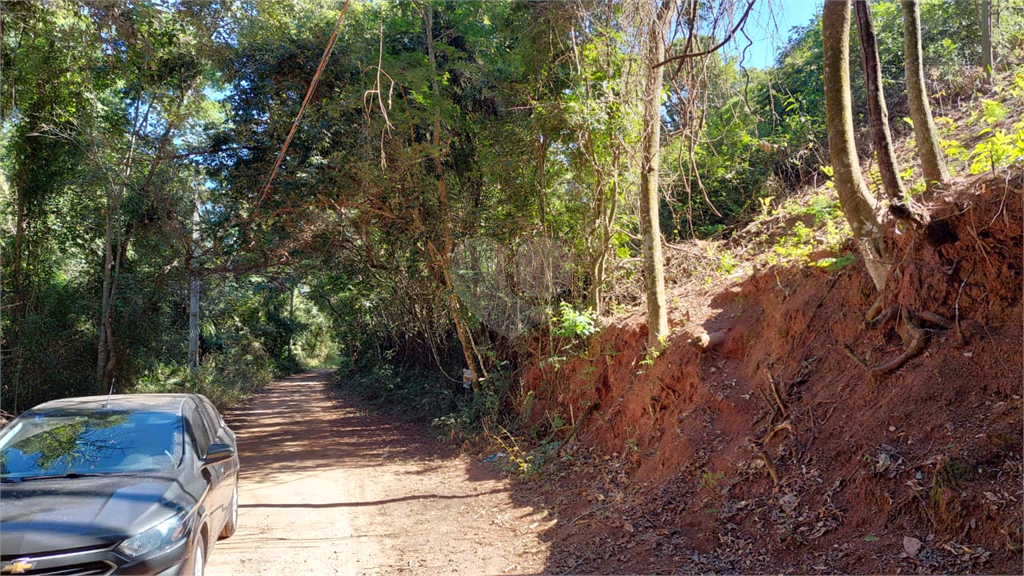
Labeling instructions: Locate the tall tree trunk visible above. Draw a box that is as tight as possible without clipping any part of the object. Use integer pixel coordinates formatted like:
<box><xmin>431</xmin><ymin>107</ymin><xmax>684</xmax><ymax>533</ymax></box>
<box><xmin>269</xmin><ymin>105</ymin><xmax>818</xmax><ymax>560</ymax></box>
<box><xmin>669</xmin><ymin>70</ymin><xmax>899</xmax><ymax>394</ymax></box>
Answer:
<box><xmin>536</xmin><ymin>134</ymin><xmax>549</xmax><ymax>230</ymax></box>
<box><xmin>11</xmin><ymin>161</ymin><xmax>29</xmax><ymax>301</ymax></box>
<box><xmin>94</xmin><ymin>81</ymin><xmax>192</xmax><ymax>391</ymax></box>
<box><xmin>189</xmin><ymin>184</ymin><xmax>201</xmax><ymax>372</ymax></box>
<box><xmin>640</xmin><ymin>0</ymin><xmax>674</xmax><ymax>350</ymax></box>
<box><xmin>901</xmin><ymin>0</ymin><xmax>950</xmax><ymax>191</ymax></box>
<box><xmin>980</xmin><ymin>0</ymin><xmax>993</xmax><ymax>85</ymax></box>
<box><xmin>590</xmin><ymin>164</ymin><xmax>619</xmax><ymax>315</ymax></box>
<box><xmin>823</xmin><ymin>0</ymin><xmax>890</xmax><ymax>292</ymax></box>
<box><xmin>96</xmin><ymin>194</ymin><xmax>115</xmax><ymax>391</ymax></box>
<box><xmin>421</xmin><ymin>3</ymin><xmax>484</xmax><ymax>390</ymax></box>
<box><xmin>96</xmin><ymin>100</ymin><xmax>144</xmax><ymax>393</ymax></box>
<box><xmin>855</xmin><ymin>1</ymin><xmax>905</xmax><ymax>202</ymax></box>
<box><xmin>96</xmin><ymin>85</ymin><xmax>195</xmax><ymax>392</ymax></box>
<box><xmin>854</xmin><ymin>0</ymin><xmax>927</xmax><ymax>226</ymax></box>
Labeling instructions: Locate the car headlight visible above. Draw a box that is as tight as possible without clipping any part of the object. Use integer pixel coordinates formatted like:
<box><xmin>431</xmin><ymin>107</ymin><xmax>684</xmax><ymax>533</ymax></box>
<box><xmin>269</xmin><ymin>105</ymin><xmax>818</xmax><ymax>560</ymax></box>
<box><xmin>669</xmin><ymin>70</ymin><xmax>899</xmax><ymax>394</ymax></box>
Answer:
<box><xmin>115</xmin><ymin>509</ymin><xmax>191</xmax><ymax>558</ymax></box>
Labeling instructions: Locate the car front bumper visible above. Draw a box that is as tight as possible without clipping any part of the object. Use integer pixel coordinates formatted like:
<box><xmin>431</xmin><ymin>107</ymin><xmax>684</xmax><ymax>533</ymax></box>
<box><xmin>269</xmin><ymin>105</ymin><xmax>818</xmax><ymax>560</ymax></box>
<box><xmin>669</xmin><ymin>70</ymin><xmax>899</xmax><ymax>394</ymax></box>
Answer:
<box><xmin>0</xmin><ymin>532</ymin><xmax>197</xmax><ymax>576</ymax></box>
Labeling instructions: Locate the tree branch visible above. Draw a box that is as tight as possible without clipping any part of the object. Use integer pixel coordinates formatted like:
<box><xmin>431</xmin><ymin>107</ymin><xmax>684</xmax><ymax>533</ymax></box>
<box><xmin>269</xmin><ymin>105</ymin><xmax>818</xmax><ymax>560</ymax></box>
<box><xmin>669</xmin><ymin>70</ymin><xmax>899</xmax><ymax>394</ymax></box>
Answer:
<box><xmin>653</xmin><ymin>0</ymin><xmax>756</xmax><ymax>71</ymax></box>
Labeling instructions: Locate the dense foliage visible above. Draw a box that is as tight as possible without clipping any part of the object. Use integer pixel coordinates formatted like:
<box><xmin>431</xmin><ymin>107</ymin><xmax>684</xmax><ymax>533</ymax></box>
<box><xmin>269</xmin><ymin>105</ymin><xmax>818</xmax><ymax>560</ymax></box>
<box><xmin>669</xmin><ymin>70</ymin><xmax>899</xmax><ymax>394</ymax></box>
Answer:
<box><xmin>2</xmin><ymin>0</ymin><xmax>1021</xmax><ymax>422</ymax></box>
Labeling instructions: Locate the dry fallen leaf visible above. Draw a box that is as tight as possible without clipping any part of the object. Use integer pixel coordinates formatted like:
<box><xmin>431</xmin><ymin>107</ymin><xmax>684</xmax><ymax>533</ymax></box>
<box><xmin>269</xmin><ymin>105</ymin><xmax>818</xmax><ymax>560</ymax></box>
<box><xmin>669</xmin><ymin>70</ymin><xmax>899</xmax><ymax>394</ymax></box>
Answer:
<box><xmin>903</xmin><ymin>536</ymin><xmax>922</xmax><ymax>557</ymax></box>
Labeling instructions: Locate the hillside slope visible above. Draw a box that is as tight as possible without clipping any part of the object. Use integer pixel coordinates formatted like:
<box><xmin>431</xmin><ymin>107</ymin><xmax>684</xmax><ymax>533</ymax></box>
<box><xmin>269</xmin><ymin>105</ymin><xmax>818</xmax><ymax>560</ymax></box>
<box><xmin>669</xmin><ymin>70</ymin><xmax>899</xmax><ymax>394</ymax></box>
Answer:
<box><xmin>519</xmin><ymin>169</ymin><xmax>1022</xmax><ymax>574</ymax></box>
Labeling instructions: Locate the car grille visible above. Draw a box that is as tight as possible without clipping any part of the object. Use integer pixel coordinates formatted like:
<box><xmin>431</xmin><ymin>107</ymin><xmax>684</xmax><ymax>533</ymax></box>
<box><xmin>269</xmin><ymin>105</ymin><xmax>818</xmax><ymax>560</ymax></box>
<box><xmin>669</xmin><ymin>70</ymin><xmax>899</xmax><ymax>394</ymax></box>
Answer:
<box><xmin>2</xmin><ymin>561</ymin><xmax>115</xmax><ymax>576</ymax></box>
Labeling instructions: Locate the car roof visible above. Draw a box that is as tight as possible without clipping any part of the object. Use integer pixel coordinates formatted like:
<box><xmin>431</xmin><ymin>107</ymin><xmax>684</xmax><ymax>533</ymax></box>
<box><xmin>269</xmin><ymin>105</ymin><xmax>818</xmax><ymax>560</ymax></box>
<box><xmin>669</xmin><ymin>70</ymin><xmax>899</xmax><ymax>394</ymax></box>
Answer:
<box><xmin>28</xmin><ymin>394</ymin><xmax>203</xmax><ymax>414</ymax></box>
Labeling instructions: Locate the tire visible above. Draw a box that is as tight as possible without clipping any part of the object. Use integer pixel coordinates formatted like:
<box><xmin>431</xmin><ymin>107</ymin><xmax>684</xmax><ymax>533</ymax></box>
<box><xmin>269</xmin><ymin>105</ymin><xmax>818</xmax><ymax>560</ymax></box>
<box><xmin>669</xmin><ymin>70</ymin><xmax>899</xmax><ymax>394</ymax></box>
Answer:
<box><xmin>219</xmin><ymin>481</ymin><xmax>238</xmax><ymax>539</ymax></box>
<box><xmin>192</xmin><ymin>537</ymin><xmax>205</xmax><ymax>576</ymax></box>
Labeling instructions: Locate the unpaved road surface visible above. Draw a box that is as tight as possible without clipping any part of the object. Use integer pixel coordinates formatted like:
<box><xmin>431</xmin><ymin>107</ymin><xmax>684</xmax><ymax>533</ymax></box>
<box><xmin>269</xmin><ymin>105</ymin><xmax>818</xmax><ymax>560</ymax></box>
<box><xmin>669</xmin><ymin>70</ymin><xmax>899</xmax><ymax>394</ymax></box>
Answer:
<box><xmin>205</xmin><ymin>370</ymin><xmax>551</xmax><ymax>576</ymax></box>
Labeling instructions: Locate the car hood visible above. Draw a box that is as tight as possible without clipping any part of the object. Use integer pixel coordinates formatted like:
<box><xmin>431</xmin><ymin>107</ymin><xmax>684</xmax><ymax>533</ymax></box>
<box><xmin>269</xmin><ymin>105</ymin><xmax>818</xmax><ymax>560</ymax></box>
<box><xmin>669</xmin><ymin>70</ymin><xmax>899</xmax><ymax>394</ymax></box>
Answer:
<box><xmin>0</xmin><ymin>472</ymin><xmax>201</xmax><ymax>556</ymax></box>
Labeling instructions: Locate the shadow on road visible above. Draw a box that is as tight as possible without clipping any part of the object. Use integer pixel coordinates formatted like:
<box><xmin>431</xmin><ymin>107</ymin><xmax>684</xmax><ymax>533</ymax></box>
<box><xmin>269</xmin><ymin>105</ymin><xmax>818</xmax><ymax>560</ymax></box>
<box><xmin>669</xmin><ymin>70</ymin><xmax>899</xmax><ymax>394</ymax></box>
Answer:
<box><xmin>222</xmin><ymin>369</ymin><xmax>453</xmax><ymax>483</ymax></box>
<box><xmin>211</xmin><ymin>369</ymin><xmax>554</xmax><ymax>576</ymax></box>
<box><xmin>238</xmin><ymin>487</ymin><xmax>507</xmax><ymax>509</ymax></box>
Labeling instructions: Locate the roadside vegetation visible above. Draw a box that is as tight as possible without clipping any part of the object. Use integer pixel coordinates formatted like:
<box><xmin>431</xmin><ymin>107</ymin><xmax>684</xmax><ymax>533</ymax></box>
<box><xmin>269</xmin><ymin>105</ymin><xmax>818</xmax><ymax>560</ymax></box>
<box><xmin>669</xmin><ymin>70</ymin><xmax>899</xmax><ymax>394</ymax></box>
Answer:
<box><xmin>3</xmin><ymin>0</ymin><xmax>1021</xmax><ymax>570</ymax></box>
<box><xmin>2</xmin><ymin>1</ymin><xmax>1021</xmax><ymax>426</ymax></box>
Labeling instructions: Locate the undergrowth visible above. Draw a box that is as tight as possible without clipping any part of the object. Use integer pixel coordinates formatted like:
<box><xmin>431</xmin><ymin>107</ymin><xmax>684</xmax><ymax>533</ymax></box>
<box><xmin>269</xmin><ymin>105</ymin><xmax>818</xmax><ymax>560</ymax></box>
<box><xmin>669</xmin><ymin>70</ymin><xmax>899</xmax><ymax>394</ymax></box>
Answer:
<box><xmin>336</xmin><ymin>350</ymin><xmax>576</xmax><ymax>479</ymax></box>
<box><xmin>132</xmin><ymin>344</ymin><xmax>274</xmax><ymax>409</ymax></box>
<box><xmin>332</xmin><ymin>70</ymin><xmax>1023</xmax><ymax>482</ymax></box>
<box><xmin>338</xmin><ymin>356</ymin><xmax>461</xmax><ymax>422</ymax></box>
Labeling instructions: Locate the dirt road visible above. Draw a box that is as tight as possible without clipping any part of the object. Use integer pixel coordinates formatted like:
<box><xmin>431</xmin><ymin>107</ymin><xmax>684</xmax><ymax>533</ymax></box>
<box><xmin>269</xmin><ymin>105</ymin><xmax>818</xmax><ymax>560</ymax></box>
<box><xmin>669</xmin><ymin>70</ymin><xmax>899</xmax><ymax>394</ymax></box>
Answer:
<box><xmin>204</xmin><ymin>370</ymin><xmax>551</xmax><ymax>576</ymax></box>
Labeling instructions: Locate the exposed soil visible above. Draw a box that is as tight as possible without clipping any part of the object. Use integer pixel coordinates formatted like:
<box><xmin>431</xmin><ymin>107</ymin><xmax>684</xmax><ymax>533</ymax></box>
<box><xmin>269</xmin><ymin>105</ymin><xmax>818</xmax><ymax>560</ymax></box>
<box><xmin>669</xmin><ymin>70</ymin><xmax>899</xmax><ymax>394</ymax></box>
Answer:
<box><xmin>517</xmin><ymin>170</ymin><xmax>1023</xmax><ymax>574</ymax></box>
<box><xmin>204</xmin><ymin>170</ymin><xmax>1021</xmax><ymax>576</ymax></box>
<box><xmin>204</xmin><ymin>370</ymin><xmax>551</xmax><ymax>576</ymax></box>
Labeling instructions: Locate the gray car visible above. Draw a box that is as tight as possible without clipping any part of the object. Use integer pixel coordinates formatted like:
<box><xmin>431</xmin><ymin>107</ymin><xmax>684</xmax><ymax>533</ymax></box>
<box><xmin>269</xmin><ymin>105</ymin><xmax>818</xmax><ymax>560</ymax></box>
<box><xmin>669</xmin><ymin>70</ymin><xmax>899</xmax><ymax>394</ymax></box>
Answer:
<box><xmin>0</xmin><ymin>394</ymin><xmax>239</xmax><ymax>575</ymax></box>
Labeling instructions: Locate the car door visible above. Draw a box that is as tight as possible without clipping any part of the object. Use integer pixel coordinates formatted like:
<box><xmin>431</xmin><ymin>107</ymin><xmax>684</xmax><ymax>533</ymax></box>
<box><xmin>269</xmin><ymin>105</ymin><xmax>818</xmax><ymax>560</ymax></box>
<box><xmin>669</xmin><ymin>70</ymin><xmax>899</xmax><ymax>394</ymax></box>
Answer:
<box><xmin>197</xmin><ymin>396</ymin><xmax>239</xmax><ymax>539</ymax></box>
<box><xmin>185</xmin><ymin>400</ymin><xmax>229</xmax><ymax>524</ymax></box>
<box><xmin>197</xmin><ymin>396</ymin><xmax>238</xmax><ymax>485</ymax></box>
<box><xmin>198</xmin><ymin>396</ymin><xmax>236</xmax><ymax>459</ymax></box>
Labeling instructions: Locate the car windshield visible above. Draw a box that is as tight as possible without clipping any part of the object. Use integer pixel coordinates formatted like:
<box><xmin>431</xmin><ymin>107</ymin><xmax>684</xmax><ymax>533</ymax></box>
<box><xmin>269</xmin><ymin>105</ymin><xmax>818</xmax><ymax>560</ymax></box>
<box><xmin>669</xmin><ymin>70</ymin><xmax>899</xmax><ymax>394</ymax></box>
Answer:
<box><xmin>0</xmin><ymin>409</ymin><xmax>183</xmax><ymax>480</ymax></box>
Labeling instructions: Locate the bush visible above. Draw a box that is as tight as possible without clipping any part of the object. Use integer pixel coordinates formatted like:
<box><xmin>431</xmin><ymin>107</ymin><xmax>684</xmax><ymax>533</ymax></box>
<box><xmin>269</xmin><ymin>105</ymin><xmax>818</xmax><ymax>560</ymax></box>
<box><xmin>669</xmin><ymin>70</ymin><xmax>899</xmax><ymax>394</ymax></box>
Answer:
<box><xmin>132</xmin><ymin>340</ymin><xmax>274</xmax><ymax>409</ymax></box>
<box><xmin>552</xmin><ymin>302</ymin><xmax>599</xmax><ymax>340</ymax></box>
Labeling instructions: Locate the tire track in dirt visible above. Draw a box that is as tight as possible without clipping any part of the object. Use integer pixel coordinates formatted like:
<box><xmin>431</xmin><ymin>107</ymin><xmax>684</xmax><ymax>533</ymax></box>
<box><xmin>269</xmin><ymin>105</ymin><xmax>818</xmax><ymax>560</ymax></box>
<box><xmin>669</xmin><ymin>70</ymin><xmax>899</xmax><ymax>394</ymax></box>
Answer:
<box><xmin>205</xmin><ymin>370</ymin><xmax>551</xmax><ymax>576</ymax></box>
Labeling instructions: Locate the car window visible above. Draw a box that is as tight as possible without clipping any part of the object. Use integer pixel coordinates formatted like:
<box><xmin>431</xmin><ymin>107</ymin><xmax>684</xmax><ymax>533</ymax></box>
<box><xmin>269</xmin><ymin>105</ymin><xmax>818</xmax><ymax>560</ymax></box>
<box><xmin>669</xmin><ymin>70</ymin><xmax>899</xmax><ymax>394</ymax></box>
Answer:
<box><xmin>0</xmin><ymin>410</ymin><xmax>183</xmax><ymax>479</ymax></box>
<box><xmin>186</xmin><ymin>400</ymin><xmax>212</xmax><ymax>455</ymax></box>
<box><xmin>197</xmin><ymin>397</ymin><xmax>224</xmax><ymax>437</ymax></box>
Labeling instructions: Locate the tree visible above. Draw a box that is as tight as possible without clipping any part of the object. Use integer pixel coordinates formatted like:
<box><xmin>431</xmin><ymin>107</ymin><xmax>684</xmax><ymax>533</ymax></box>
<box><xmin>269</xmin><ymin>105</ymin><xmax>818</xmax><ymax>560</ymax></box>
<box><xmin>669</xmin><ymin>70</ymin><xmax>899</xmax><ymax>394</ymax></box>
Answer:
<box><xmin>0</xmin><ymin>1</ymin><xmax>242</xmax><ymax>405</ymax></box>
<box><xmin>639</xmin><ymin>0</ymin><xmax>675</xmax><ymax>349</ymax></box>
<box><xmin>822</xmin><ymin>0</ymin><xmax>889</xmax><ymax>291</ymax></box>
<box><xmin>539</xmin><ymin>2</ymin><xmax>641</xmax><ymax>315</ymax></box>
<box><xmin>901</xmin><ymin>0</ymin><xmax>950</xmax><ymax>190</ymax></box>
<box><xmin>93</xmin><ymin>11</ymin><xmax>210</xmax><ymax>392</ymax></box>
<box><xmin>980</xmin><ymin>0</ymin><xmax>993</xmax><ymax>85</ymax></box>
<box><xmin>416</xmin><ymin>2</ymin><xmax>485</xmax><ymax>391</ymax></box>
<box><xmin>854</xmin><ymin>0</ymin><xmax>923</xmax><ymax>225</ymax></box>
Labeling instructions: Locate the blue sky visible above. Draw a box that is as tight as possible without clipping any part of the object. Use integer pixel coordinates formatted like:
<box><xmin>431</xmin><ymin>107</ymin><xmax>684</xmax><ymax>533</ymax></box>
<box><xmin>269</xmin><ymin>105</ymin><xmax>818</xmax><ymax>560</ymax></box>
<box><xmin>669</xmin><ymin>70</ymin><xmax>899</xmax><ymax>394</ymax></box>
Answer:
<box><xmin>726</xmin><ymin>0</ymin><xmax>823</xmax><ymax>69</ymax></box>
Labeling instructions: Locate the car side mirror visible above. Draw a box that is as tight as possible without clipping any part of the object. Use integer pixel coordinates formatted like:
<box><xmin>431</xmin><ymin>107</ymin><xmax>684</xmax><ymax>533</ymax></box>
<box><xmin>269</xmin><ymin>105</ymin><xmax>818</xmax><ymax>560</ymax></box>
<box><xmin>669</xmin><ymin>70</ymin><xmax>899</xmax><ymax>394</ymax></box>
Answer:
<box><xmin>203</xmin><ymin>443</ymin><xmax>234</xmax><ymax>466</ymax></box>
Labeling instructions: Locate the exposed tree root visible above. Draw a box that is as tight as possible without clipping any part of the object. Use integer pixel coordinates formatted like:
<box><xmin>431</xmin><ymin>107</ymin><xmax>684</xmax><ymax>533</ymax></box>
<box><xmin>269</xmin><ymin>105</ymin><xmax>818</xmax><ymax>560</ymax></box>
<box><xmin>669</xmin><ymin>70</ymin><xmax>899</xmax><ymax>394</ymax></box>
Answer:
<box><xmin>867</xmin><ymin>303</ymin><xmax>898</xmax><ymax>329</ymax></box>
<box><xmin>919</xmin><ymin>310</ymin><xmax>952</xmax><ymax>329</ymax></box>
<box><xmin>762</xmin><ymin>420</ymin><xmax>795</xmax><ymax>445</ymax></box>
<box><xmin>889</xmin><ymin>199</ymin><xmax>931</xmax><ymax>228</ymax></box>
<box><xmin>757</xmin><ymin>448</ymin><xmax>780</xmax><ymax>486</ymax></box>
<box><xmin>843</xmin><ymin>343</ymin><xmax>871</xmax><ymax>371</ymax></box>
<box><xmin>846</xmin><ymin>310</ymin><xmax>935</xmax><ymax>375</ymax></box>
<box><xmin>688</xmin><ymin>330</ymin><xmax>726</xmax><ymax>350</ymax></box>
<box><xmin>767</xmin><ymin>371</ymin><xmax>788</xmax><ymax>418</ymax></box>
<box><xmin>870</xmin><ymin>324</ymin><xmax>929</xmax><ymax>375</ymax></box>
<box><xmin>554</xmin><ymin>402</ymin><xmax>599</xmax><ymax>457</ymax></box>
<box><xmin>954</xmin><ymin>265</ymin><xmax>976</xmax><ymax>346</ymax></box>
<box><xmin>865</xmin><ymin>295</ymin><xmax>886</xmax><ymax>324</ymax></box>
<box><xmin>755</xmin><ymin>386</ymin><xmax>779</xmax><ymax>426</ymax></box>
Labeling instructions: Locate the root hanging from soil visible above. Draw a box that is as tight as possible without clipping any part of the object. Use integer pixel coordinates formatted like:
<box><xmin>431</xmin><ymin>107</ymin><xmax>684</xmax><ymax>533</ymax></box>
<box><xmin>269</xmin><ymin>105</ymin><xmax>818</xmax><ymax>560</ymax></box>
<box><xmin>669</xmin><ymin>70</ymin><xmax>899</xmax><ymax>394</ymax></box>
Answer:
<box><xmin>688</xmin><ymin>330</ymin><xmax>726</xmax><ymax>350</ymax></box>
<box><xmin>756</xmin><ymin>447</ymin><xmax>780</xmax><ymax>486</ymax></box>
<box><xmin>954</xmin><ymin>265</ymin><xmax>975</xmax><ymax>346</ymax></box>
<box><xmin>843</xmin><ymin>343</ymin><xmax>871</xmax><ymax>371</ymax></box>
